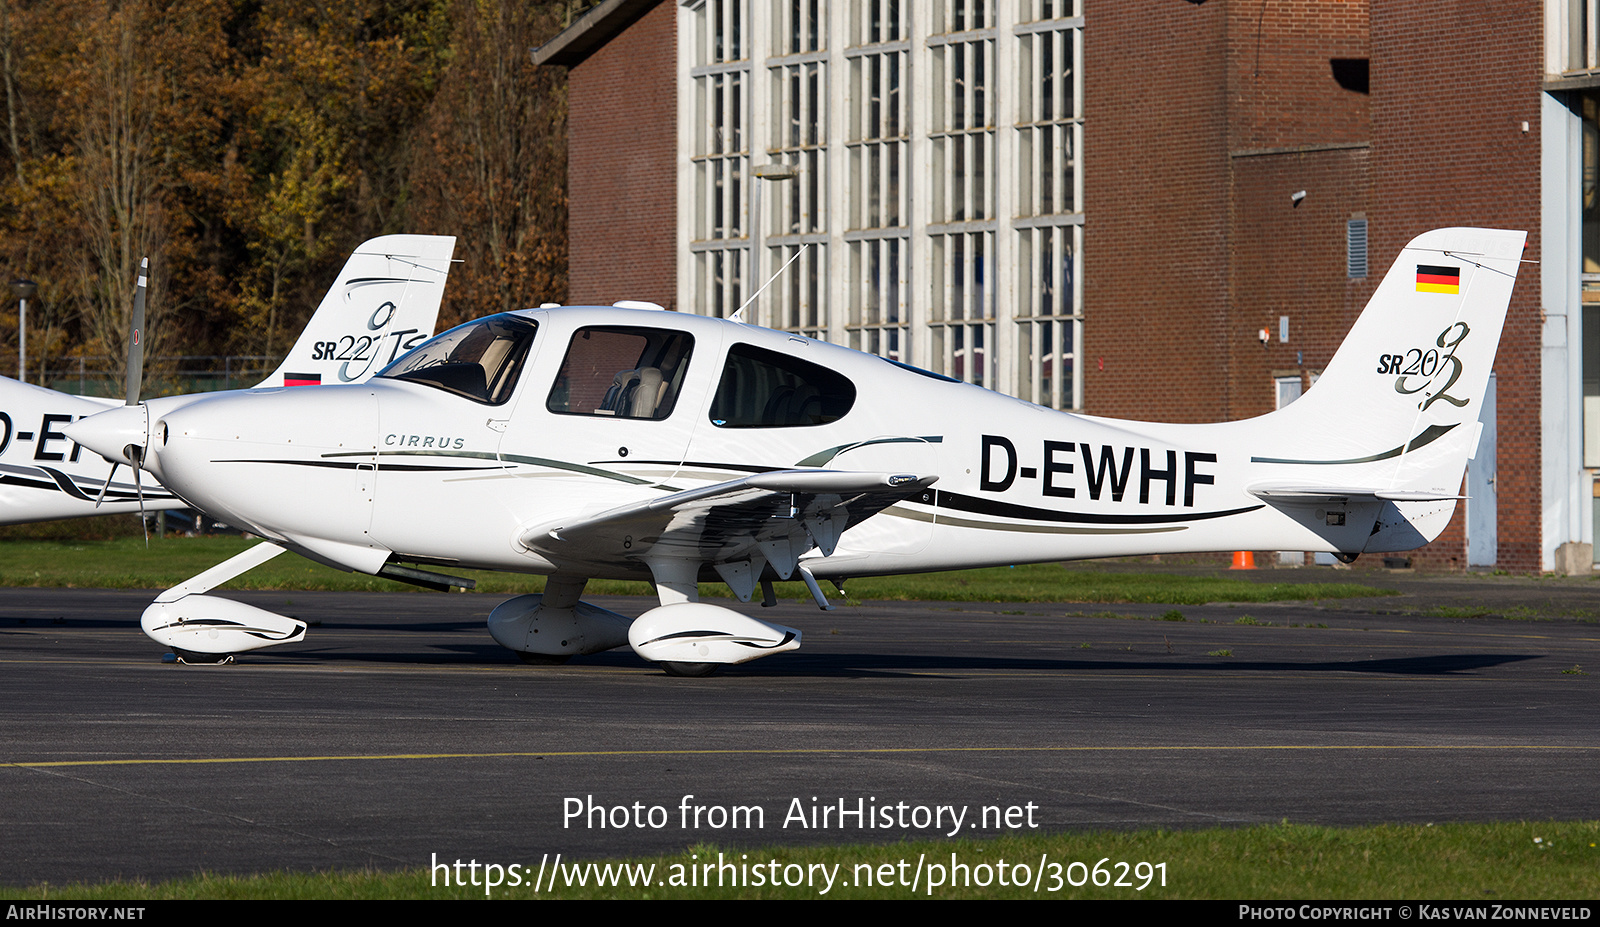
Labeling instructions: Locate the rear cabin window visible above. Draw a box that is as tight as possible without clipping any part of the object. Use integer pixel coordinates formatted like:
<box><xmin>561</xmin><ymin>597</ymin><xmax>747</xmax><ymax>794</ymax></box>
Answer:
<box><xmin>709</xmin><ymin>343</ymin><xmax>856</xmax><ymax>427</ymax></box>
<box><xmin>546</xmin><ymin>327</ymin><xmax>695</xmax><ymax>420</ymax></box>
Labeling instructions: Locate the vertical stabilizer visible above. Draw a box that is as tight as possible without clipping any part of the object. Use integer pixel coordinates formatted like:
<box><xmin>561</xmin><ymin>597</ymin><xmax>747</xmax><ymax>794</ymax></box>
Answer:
<box><xmin>255</xmin><ymin>235</ymin><xmax>457</xmax><ymax>389</ymax></box>
<box><xmin>1246</xmin><ymin>227</ymin><xmax>1526</xmax><ymax>549</ymax></box>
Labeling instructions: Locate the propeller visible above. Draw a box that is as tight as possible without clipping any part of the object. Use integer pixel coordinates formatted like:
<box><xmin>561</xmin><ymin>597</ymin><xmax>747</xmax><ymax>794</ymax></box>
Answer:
<box><xmin>91</xmin><ymin>258</ymin><xmax>151</xmax><ymax>544</ymax></box>
<box><xmin>126</xmin><ymin>258</ymin><xmax>146</xmax><ymax>408</ymax></box>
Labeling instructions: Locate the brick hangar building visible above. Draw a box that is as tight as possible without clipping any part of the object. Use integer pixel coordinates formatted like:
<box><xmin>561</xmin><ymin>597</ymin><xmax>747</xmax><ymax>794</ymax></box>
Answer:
<box><xmin>535</xmin><ymin>0</ymin><xmax>1600</xmax><ymax>573</ymax></box>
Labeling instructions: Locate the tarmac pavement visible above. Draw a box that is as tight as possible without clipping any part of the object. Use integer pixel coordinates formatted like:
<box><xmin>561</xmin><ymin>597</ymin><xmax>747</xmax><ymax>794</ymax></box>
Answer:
<box><xmin>1</xmin><ymin>564</ymin><xmax>1595</xmax><ymax>887</ymax></box>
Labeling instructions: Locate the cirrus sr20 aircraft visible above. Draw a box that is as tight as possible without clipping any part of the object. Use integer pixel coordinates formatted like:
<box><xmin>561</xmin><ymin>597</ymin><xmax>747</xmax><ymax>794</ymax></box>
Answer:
<box><xmin>65</xmin><ymin>227</ymin><xmax>1523</xmax><ymax>675</ymax></box>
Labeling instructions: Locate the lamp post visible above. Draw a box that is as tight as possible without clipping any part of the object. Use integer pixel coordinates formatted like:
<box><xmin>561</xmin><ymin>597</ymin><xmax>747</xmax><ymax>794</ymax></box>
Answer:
<box><xmin>746</xmin><ymin>163</ymin><xmax>800</xmax><ymax>322</ymax></box>
<box><xmin>10</xmin><ymin>279</ymin><xmax>36</xmax><ymax>384</ymax></box>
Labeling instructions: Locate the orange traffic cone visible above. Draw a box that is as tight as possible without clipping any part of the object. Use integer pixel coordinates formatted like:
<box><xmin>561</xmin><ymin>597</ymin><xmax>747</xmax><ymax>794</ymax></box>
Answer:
<box><xmin>1230</xmin><ymin>550</ymin><xmax>1256</xmax><ymax>570</ymax></box>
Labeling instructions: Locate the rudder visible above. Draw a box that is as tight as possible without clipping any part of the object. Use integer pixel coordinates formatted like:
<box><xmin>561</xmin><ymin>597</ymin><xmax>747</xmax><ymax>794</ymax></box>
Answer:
<box><xmin>1246</xmin><ymin>227</ymin><xmax>1526</xmax><ymax>549</ymax></box>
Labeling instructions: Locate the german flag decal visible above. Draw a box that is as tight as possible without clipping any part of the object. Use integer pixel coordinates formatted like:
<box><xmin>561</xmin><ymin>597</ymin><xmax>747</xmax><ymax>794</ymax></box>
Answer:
<box><xmin>1416</xmin><ymin>264</ymin><xmax>1460</xmax><ymax>294</ymax></box>
<box><xmin>284</xmin><ymin>372</ymin><xmax>322</xmax><ymax>387</ymax></box>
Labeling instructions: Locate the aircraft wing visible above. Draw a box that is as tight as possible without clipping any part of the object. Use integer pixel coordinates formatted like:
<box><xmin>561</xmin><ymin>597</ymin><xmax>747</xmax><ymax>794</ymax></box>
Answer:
<box><xmin>518</xmin><ymin>470</ymin><xmax>938</xmax><ymax>590</ymax></box>
<box><xmin>1247</xmin><ymin>485</ymin><xmax>1465</xmax><ymax>504</ymax></box>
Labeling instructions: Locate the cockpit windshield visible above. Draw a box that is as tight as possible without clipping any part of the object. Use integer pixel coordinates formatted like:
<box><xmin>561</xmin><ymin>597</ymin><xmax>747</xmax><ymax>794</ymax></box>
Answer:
<box><xmin>376</xmin><ymin>315</ymin><xmax>537</xmax><ymax>405</ymax></box>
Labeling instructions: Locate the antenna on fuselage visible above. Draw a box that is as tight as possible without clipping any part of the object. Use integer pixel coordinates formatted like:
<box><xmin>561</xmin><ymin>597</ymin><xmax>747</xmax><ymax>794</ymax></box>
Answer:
<box><xmin>729</xmin><ymin>242</ymin><xmax>809</xmax><ymax>324</ymax></box>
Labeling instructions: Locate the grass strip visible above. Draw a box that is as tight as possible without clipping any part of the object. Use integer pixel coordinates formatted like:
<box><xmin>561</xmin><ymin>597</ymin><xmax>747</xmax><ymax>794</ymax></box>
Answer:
<box><xmin>9</xmin><ymin>821</ymin><xmax>1597</xmax><ymax>899</ymax></box>
<box><xmin>0</xmin><ymin>538</ymin><xmax>1396</xmax><ymax>604</ymax></box>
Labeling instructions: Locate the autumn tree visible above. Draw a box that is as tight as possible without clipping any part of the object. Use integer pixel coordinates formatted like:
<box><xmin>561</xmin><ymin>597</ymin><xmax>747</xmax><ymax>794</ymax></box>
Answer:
<box><xmin>226</xmin><ymin>0</ymin><xmax>450</xmax><ymax>359</ymax></box>
<box><xmin>0</xmin><ymin>1</ymin><xmax>573</xmax><ymax>385</ymax></box>
<box><xmin>0</xmin><ymin>0</ymin><xmax>236</xmax><ymax>388</ymax></box>
<box><xmin>407</xmin><ymin>0</ymin><xmax>568</xmax><ymax>329</ymax></box>
<box><xmin>68</xmin><ymin>0</ymin><xmax>178</xmax><ymax>385</ymax></box>
<box><xmin>0</xmin><ymin>1</ymin><xmax>79</xmax><ymax>382</ymax></box>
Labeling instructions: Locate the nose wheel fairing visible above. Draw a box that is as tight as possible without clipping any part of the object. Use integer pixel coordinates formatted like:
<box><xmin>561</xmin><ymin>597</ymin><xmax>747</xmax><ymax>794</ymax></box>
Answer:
<box><xmin>135</xmin><ymin>541</ymin><xmax>304</xmax><ymax>658</ymax></box>
<box><xmin>142</xmin><ymin>595</ymin><xmax>307</xmax><ymax>654</ymax></box>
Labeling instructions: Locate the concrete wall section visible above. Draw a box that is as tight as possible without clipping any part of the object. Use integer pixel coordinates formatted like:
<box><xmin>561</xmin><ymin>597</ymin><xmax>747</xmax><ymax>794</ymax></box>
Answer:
<box><xmin>1541</xmin><ymin>91</ymin><xmax>1585</xmax><ymax>571</ymax></box>
<box><xmin>566</xmin><ymin>1</ymin><xmax>679</xmax><ymax>308</ymax></box>
<box><xmin>1225</xmin><ymin>147</ymin><xmax>1373</xmax><ymax>419</ymax></box>
<box><xmin>1084</xmin><ymin>0</ymin><xmax>1372</xmax><ymax>423</ymax></box>
<box><xmin>1369</xmin><ymin>1</ymin><xmax>1545</xmax><ymax>571</ymax></box>
<box><xmin>1083</xmin><ymin>1</ymin><xmax>1231</xmax><ymax>423</ymax></box>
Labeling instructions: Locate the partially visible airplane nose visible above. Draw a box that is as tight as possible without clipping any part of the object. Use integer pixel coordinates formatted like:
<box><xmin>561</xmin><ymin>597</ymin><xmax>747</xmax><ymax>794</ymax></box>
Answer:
<box><xmin>63</xmin><ymin>404</ymin><xmax>149</xmax><ymax>467</ymax></box>
<box><xmin>133</xmin><ymin>384</ymin><xmax>384</xmax><ymax>545</ymax></box>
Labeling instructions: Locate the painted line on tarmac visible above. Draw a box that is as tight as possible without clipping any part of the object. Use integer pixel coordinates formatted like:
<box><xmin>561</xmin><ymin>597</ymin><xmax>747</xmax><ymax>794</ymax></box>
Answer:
<box><xmin>7</xmin><ymin>743</ymin><xmax>1599</xmax><ymax>769</ymax></box>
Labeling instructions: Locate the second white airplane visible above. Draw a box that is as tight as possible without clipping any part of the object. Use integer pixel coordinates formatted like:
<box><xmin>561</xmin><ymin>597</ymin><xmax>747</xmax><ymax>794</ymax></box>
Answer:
<box><xmin>66</xmin><ymin>227</ymin><xmax>1522</xmax><ymax>674</ymax></box>
<box><xmin>0</xmin><ymin>235</ymin><xmax>455</xmax><ymax>525</ymax></box>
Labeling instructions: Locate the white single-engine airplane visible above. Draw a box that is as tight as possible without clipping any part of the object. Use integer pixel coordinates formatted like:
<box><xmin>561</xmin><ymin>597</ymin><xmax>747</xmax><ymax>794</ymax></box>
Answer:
<box><xmin>0</xmin><ymin>235</ymin><xmax>455</xmax><ymax>526</ymax></box>
<box><xmin>65</xmin><ymin>228</ymin><xmax>1522</xmax><ymax>674</ymax></box>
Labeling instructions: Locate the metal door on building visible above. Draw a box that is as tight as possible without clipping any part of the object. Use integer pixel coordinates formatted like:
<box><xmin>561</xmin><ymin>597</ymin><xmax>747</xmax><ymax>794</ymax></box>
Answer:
<box><xmin>1467</xmin><ymin>372</ymin><xmax>1497</xmax><ymax>566</ymax></box>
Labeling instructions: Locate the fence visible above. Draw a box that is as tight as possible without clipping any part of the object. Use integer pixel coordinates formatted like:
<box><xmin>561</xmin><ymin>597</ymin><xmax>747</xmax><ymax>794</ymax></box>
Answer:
<box><xmin>19</xmin><ymin>355</ymin><xmax>286</xmax><ymax>397</ymax></box>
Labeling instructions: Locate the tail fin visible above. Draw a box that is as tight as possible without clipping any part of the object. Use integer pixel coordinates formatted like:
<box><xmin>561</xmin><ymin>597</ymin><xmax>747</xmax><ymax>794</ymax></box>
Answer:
<box><xmin>1247</xmin><ymin>227</ymin><xmax>1526</xmax><ymax>550</ymax></box>
<box><xmin>255</xmin><ymin>234</ymin><xmax>457</xmax><ymax>388</ymax></box>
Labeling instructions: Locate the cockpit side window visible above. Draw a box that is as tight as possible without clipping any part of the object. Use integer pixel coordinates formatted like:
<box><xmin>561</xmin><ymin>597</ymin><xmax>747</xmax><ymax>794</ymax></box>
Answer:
<box><xmin>546</xmin><ymin>327</ymin><xmax>695</xmax><ymax>420</ymax></box>
<box><xmin>709</xmin><ymin>343</ymin><xmax>855</xmax><ymax>427</ymax></box>
<box><xmin>376</xmin><ymin>315</ymin><xmax>537</xmax><ymax>405</ymax></box>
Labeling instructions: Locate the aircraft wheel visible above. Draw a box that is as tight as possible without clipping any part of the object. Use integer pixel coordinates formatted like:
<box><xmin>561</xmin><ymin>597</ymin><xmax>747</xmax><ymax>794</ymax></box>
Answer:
<box><xmin>517</xmin><ymin>652</ymin><xmax>570</xmax><ymax>665</ymax></box>
<box><xmin>660</xmin><ymin>661</ymin><xmax>718</xmax><ymax>678</ymax></box>
<box><xmin>172</xmin><ymin>649</ymin><xmax>235</xmax><ymax>665</ymax></box>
